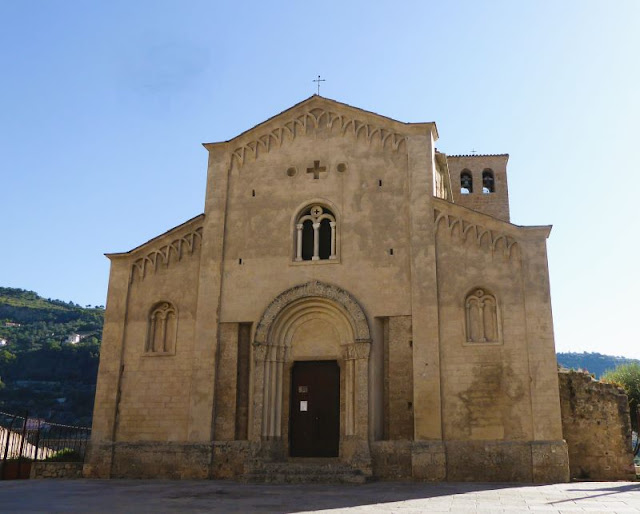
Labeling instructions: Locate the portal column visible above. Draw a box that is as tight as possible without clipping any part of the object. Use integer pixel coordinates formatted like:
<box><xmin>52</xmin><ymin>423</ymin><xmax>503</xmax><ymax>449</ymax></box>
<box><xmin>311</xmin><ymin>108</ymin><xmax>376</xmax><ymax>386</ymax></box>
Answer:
<box><xmin>342</xmin><ymin>341</ymin><xmax>371</xmax><ymax>471</ymax></box>
<box><xmin>251</xmin><ymin>343</ymin><xmax>268</xmax><ymax>441</ymax></box>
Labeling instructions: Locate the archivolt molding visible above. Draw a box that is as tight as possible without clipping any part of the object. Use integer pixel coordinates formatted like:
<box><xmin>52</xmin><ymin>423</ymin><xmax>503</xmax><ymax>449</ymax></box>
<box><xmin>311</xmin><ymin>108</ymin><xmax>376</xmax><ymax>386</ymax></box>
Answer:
<box><xmin>254</xmin><ymin>281</ymin><xmax>371</xmax><ymax>346</ymax></box>
<box><xmin>434</xmin><ymin>209</ymin><xmax>519</xmax><ymax>261</ymax></box>
<box><xmin>230</xmin><ymin>108</ymin><xmax>407</xmax><ymax>170</ymax></box>
<box><xmin>131</xmin><ymin>227</ymin><xmax>203</xmax><ymax>282</ymax></box>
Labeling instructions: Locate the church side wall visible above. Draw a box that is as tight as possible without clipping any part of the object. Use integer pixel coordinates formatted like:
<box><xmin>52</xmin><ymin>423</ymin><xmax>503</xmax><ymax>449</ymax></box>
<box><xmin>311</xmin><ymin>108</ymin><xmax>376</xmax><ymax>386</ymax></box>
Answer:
<box><xmin>433</xmin><ymin>205</ymin><xmax>568</xmax><ymax>482</ymax></box>
<box><xmin>114</xmin><ymin>252</ymin><xmax>200</xmax><ymax>442</ymax></box>
<box><xmin>435</xmin><ymin>216</ymin><xmax>533</xmax><ymax>481</ymax></box>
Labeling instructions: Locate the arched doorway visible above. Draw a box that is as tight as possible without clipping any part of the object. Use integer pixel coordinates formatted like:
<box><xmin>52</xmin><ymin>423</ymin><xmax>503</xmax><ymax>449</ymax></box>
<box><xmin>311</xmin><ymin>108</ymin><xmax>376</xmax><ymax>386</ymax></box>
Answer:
<box><xmin>252</xmin><ymin>281</ymin><xmax>371</xmax><ymax>464</ymax></box>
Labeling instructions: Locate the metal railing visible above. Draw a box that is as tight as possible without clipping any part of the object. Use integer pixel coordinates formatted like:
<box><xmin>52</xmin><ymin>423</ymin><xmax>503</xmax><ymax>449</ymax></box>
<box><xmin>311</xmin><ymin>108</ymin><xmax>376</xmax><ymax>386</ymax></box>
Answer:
<box><xmin>0</xmin><ymin>410</ymin><xmax>91</xmax><ymax>463</ymax></box>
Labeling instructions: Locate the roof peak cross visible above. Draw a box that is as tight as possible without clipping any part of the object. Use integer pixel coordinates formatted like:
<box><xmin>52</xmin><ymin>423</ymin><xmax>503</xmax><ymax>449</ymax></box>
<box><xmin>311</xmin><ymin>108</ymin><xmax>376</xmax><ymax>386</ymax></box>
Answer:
<box><xmin>313</xmin><ymin>75</ymin><xmax>326</xmax><ymax>95</ymax></box>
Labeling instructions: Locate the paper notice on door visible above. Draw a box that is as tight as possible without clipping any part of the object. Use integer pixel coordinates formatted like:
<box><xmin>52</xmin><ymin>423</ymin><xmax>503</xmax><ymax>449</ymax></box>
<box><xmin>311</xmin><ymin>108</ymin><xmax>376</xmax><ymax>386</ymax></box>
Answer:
<box><xmin>300</xmin><ymin>401</ymin><xmax>308</xmax><ymax>412</ymax></box>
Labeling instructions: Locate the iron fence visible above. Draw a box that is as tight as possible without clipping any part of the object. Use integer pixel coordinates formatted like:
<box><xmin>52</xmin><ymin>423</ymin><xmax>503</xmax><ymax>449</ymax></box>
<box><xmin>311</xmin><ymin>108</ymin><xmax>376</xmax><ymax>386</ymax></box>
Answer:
<box><xmin>0</xmin><ymin>410</ymin><xmax>91</xmax><ymax>463</ymax></box>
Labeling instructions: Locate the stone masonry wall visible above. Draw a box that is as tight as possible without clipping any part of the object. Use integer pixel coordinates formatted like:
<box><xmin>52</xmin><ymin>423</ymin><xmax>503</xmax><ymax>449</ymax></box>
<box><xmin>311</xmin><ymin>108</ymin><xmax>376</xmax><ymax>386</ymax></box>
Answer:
<box><xmin>559</xmin><ymin>369</ymin><xmax>636</xmax><ymax>480</ymax></box>
<box><xmin>31</xmin><ymin>462</ymin><xmax>84</xmax><ymax>479</ymax></box>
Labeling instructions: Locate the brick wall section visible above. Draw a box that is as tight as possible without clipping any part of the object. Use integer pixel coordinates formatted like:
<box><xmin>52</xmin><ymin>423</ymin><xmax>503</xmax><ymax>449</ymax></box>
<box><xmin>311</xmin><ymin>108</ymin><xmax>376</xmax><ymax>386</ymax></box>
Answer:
<box><xmin>559</xmin><ymin>369</ymin><xmax>636</xmax><ymax>480</ymax></box>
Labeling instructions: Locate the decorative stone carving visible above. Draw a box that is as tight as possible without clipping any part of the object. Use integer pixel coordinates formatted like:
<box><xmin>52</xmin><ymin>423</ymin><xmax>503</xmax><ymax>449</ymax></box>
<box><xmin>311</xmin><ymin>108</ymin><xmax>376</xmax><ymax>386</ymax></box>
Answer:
<box><xmin>345</xmin><ymin>342</ymin><xmax>370</xmax><ymax>360</ymax></box>
<box><xmin>306</xmin><ymin>160</ymin><xmax>327</xmax><ymax>180</ymax></box>
<box><xmin>355</xmin><ymin>341</ymin><xmax>370</xmax><ymax>360</ymax></box>
<box><xmin>230</xmin><ymin>108</ymin><xmax>406</xmax><ymax>170</ymax></box>
<box><xmin>465</xmin><ymin>288</ymin><xmax>500</xmax><ymax>343</ymax></box>
<box><xmin>434</xmin><ymin>209</ymin><xmax>519</xmax><ymax>260</ymax></box>
<box><xmin>132</xmin><ymin>227</ymin><xmax>203</xmax><ymax>282</ymax></box>
<box><xmin>145</xmin><ymin>302</ymin><xmax>177</xmax><ymax>354</ymax></box>
<box><xmin>254</xmin><ymin>281</ymin><xmax>371</xmax><ymax>345</ymax></box>
<box><xmin>253</xmin><ymin>343</ymin><xmax>268</xmax><ymax>363</ymax></box>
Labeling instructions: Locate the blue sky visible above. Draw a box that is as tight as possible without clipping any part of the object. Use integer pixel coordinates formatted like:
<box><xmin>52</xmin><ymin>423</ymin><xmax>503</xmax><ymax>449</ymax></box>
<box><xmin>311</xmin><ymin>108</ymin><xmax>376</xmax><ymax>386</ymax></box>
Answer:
<box><xmin>1</xmin><ymin>1</ymin><xmax>638</xmax><ymax>357</ymax></box>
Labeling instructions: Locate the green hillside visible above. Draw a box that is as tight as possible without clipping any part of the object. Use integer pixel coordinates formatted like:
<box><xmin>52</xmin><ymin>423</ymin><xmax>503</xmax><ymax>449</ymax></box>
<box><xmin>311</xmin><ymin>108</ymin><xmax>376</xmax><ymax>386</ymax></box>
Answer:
<box><xmin>0</xmin><ymin>287</ymin><xmax>103</xmax><ymax>426</ymax></box>
<box><xmin>556</xmin><ymin>352</ymin><xmax>640</xmax><ymax>379</ymax></box>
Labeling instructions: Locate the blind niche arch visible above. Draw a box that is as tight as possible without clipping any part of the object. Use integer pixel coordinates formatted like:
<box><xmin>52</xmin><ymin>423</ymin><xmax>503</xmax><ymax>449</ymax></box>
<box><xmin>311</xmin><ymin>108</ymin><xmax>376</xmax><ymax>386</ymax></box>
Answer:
<box><xmin>145</xmin><ymin>301</ymin><xmax>178</xmax><ymax>354</ymax></box>
<box><xmin>464</xmin><ymin>288</ymin><xmax>502</xmax><ymax>344</ymax></box>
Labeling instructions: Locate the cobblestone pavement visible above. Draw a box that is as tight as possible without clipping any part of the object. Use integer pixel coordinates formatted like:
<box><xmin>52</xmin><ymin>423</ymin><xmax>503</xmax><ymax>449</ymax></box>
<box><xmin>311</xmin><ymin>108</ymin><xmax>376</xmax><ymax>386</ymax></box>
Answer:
<box><xmin>0</xmin><ymin>480</ymin><xmax>638</xmax><ymax>513</ymax></box>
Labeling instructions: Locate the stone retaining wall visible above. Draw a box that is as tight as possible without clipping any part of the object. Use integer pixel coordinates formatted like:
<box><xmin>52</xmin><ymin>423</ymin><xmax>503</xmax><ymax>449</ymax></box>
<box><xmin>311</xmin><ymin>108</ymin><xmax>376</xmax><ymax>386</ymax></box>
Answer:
<box><xmin>559</xmin><ymin>369</ymin><xmax>636</xmax><ymax>480</ymax></box>
<box><xmin>30</xmin><ymin>462</ymin><xmax>84</xmax><ymax>479</ymax></box>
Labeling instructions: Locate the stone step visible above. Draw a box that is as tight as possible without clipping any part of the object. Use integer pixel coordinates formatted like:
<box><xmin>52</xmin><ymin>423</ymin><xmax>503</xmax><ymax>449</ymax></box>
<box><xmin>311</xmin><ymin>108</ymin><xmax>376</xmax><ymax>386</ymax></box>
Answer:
<box><xmin>243</xmin><ymin>459</ymin><xmax>372</xmax><ymax>484</ymax></box>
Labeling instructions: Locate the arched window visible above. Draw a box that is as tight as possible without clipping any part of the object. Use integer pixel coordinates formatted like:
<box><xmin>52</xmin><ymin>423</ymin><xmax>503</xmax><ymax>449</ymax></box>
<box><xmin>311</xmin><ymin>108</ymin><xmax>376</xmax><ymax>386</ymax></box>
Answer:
<box><xmin>146</xmin><ymin>302</ymin><xmax>177</xmax><ymax>354</ymax></box>
<box><xmin>295</xmin><ymin>205</ymin><xmax>337</xmax><ymax>261</ymax></box>
<box><xmin>460</xmin><ymin>170</ymin><xmax>473</xmax><ymax>194</ymax></box>
<box><xmin>482</xmin><ymin>169</ymin><xmax>495</xmax><ymax>194</ymax></box>
<box><xmin>465</xmin><ymin>289</ymin><xmax>500</xmax><ymax>343</ymax></box>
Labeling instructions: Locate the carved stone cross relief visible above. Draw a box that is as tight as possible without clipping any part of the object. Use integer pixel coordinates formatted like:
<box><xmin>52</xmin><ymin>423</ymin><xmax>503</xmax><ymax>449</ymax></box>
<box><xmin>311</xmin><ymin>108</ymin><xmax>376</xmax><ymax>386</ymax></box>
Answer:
<box><xmin>306</xmin><ymin>160</ymin><xmax>326</xmax><ymax>179</ymax></box>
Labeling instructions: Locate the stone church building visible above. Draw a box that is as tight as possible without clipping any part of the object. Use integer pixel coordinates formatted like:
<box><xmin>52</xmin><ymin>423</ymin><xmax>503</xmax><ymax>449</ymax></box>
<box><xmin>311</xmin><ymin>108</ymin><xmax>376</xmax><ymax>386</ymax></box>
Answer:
<box><xmin>85</xmin><ymin>96</ymin><xmax>570</xmax><ymax>482</ymax></box>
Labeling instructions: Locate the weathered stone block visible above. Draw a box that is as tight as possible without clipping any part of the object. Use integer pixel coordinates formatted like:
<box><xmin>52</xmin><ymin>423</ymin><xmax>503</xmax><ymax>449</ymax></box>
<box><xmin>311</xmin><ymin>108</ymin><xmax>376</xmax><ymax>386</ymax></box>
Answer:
<box><xmin>445</xmin><ymin>440</ymin><xmax>532</xmax><ymax>482</ymax></box>
<box><xmin>371</xmin><ymin>440</ymin><xmax>412</xmax><ymax>479</ymax></box>
<box><xmin>411</xmin><ymin>440</ymin><xmax>446</xmax><ymax>481</ymax></box>
<box><xmin>531</xmin><ymin>440</ymin><xmax>569</xmax><ymax>483</ymax></box>
<box><xmin>211</xmin><ymin>441</ymin><xmax>252</xmax><ymax>479</ymax></box>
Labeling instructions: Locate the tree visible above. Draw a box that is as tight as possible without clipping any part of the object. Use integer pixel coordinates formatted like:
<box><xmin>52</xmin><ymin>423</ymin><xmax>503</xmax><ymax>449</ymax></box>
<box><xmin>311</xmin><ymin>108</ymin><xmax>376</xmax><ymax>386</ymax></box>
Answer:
<box><xmin>601</xmin><ymin>362</ymin><xmax>640</xmax><ymax>454</ymax></box>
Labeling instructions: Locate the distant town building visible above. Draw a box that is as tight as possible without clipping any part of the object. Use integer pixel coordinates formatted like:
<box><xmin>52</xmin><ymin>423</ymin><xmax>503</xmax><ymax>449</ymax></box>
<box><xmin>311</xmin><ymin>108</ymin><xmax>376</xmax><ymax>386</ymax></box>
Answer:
<box><xmin>0</xmin><ymin>339</ymin><xmax>7</xmax><ymax>346</ymax></box>
<box><xmin>4</xmin><ymin>322</ymin><xmax>21</xmax><ymax>327</ymax></box>
<box><xmin>65</xmin><ymin>332</ymin><xmax>95</xmax><ymax>344</ymax></box>
<box><xmin>66</xmin><ymin>334</ymin><xmax>83</xmax><ymax>344</ymax></box>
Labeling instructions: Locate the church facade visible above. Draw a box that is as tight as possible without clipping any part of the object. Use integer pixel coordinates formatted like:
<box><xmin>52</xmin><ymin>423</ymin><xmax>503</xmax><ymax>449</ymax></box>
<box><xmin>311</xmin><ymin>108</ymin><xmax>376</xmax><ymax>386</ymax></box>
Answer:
<box><xmin>85</xmin><ymin>96</ymin><xmax>569</xmax><ymax>482</ymax></box>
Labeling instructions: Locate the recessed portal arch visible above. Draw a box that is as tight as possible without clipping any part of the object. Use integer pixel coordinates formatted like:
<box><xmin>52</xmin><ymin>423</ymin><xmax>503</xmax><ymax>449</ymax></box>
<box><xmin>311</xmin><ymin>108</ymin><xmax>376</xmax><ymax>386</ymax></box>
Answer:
<box><xmin>252</xmin><ymin>281</ymin><xmax>371</xmax><ymax>461</ymax></box>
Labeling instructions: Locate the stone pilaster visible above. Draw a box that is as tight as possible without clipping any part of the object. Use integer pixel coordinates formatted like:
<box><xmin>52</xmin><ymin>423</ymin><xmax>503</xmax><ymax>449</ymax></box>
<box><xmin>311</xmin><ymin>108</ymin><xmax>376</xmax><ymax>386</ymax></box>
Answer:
<box><xmin>406</xmin><ymin>130</ymin><xmax>443</xmax><ymax>442</ymax></box>
<box><xmin>84</xmin><ymin>258</ymin><xmax>131</xmax><ymax>478</ymax></box>
<box><xmin>520</xmin><ymin>230</ymin><xmax>564</xmax><ymax>442</ymax></box>
<box><xmin>187</xmin><ymin>143</ymin><xmax>231</xmax><ymax>442</ymax></box>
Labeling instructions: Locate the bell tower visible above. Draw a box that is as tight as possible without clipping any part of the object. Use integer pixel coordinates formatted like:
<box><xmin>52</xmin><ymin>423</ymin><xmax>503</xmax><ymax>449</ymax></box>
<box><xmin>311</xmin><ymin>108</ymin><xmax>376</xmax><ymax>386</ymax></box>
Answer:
<box><xmin>447</xmin><ymin>153</ymin><xmax>510</xmax><ymax>222</ymax></box>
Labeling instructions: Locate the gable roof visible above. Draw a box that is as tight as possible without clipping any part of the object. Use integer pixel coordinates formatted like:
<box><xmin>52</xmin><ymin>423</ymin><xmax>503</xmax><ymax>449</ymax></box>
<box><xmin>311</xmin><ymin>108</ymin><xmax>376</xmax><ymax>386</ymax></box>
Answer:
<box><xmin>105</xmin><ymin>214</ymin><xmax>204</xmax><ymax>259</ymax></box>
<box><xmin>203</xmin><ymin>95</ymin><xmax>438</xmax><ymax>148</ymax></box>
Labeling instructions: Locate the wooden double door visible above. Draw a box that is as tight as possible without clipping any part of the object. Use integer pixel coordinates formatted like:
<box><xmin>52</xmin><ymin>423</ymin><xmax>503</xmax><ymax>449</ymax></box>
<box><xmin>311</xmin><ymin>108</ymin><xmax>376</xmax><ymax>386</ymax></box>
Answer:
<box><xmin>289</xmin><ymin>360</ymin><xmax>340</xmax><ymax>457</ymax></box>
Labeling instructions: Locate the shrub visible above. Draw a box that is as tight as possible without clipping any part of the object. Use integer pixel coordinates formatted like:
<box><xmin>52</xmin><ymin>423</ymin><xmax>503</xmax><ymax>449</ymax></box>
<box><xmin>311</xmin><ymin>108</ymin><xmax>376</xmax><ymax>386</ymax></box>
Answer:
<box><xmin>44</xmin><ymin>448</ymin><xmax>82</xmax><ymax>462</ymax></box>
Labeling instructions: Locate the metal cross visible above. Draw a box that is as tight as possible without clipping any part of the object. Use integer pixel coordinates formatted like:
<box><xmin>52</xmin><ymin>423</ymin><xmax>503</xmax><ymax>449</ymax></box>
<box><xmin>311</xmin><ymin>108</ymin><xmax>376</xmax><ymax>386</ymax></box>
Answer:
<box><xmin>470</xmin><ymin>149</ymin><xmax>478</xmax><ymax>155</ymax></box>
<box><xmin>307</xmin><ymin>160</ymin><xmax>326</xmax><ymax>179</ymax></box>
<box><xmin>313</xmin><ymin>75</ymin><xmax>326</xmax><ymax>95</ymax></box>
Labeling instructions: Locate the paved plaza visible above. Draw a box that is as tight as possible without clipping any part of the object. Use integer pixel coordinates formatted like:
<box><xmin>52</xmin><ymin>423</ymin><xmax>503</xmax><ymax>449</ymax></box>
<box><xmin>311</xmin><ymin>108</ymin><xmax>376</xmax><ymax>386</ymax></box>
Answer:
<box><xmin>0</xmin><ymin>480</ymin><xmax>639</xmax><ymax>513</ymax></box>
